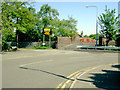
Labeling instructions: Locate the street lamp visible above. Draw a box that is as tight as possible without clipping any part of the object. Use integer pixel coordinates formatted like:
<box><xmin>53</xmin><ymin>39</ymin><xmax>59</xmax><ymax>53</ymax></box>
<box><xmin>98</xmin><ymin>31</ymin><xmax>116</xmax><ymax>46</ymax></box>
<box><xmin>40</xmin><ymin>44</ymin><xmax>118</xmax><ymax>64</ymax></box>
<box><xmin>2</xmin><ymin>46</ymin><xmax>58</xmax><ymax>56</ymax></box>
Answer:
<box><xmin>85</xmin><ymin>6</ymin><xmax>98</xmax><ymax>46</ymax></box>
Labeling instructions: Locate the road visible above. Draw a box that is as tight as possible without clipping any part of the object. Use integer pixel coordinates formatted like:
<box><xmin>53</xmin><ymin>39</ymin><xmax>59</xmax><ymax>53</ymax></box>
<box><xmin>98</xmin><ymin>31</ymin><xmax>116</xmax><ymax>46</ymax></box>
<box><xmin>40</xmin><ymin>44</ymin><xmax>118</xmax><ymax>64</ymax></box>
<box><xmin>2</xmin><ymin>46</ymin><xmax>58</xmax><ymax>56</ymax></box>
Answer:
<box><xmin>2</xmin><ymin>49</ymin><xmax>119</xmax><ymax>89</ymax></box>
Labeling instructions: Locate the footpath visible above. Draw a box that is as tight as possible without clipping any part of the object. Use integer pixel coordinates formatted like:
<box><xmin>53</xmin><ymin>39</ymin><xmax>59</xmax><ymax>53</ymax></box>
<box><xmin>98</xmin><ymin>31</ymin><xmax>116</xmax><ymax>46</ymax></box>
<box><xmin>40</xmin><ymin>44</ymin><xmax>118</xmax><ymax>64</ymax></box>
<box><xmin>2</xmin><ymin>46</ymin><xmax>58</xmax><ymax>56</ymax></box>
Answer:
<box><xmin>70</xmin><ymin>63</ymin><xmax>120</xmax><ymax>89</ymax></box>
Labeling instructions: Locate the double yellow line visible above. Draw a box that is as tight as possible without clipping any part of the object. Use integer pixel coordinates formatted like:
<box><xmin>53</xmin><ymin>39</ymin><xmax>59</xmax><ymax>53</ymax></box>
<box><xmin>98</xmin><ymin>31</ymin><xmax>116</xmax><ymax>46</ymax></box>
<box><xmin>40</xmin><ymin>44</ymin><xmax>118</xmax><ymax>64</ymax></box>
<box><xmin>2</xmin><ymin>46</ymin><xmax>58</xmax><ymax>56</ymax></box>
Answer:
<box><xmin>55</xmin><ymin>64</ymin><xmax>106</xmax><ymax>89</ymax></box>
<box><xmin>56</xmin><ymin>62</ymin><xmax>119</xmax><ymax>89</ymax></box>
<box><xmin>56</xmin><ymin>70</ymin><xmax>81</xmax><ymax>89</ymax></box>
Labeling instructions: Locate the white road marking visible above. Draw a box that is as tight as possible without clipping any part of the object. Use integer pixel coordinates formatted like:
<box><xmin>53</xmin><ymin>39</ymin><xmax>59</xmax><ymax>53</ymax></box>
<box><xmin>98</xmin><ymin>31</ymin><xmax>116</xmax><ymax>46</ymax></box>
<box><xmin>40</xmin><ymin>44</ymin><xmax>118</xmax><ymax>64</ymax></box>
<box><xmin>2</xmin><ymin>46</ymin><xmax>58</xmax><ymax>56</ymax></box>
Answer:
<box><xmin>69</xmin><ymin>66</ymin><xmax>101</xmax><ymax>88</ymax></box>
<box><xmin>19</xmin><ymin>60</ymin><xmax>53</xmax><ymax>67</ymax></box>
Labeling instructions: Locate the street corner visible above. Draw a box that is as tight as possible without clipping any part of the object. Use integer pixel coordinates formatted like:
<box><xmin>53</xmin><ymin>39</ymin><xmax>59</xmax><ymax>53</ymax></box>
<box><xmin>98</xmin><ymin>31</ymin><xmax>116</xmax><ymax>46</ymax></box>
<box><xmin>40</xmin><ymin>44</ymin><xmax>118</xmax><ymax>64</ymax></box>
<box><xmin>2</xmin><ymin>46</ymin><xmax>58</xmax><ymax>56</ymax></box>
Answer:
<box><xmin>72</xmin><ymin>63</ymin><xmax>120</xmax><ymax>89</ymax></box>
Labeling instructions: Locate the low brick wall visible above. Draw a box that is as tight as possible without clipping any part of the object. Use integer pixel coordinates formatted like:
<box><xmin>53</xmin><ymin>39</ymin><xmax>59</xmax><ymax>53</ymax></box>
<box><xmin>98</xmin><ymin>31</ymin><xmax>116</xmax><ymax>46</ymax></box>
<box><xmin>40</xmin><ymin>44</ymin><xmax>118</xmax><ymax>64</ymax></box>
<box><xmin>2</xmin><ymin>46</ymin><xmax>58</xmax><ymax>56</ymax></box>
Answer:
<box><xmin>7</xmin><ymin>37</ymin><xmax>116</xmax><ymax>49</ymax></box>
<box><xmin>57</xmin><ymin>37</ymin><xmax>96</xmax><ymax>49</ymax></box>
<box><xmin>7</xmin><ymin>41</ymin><xmax>56</xmax><ymax>48</ymax></box>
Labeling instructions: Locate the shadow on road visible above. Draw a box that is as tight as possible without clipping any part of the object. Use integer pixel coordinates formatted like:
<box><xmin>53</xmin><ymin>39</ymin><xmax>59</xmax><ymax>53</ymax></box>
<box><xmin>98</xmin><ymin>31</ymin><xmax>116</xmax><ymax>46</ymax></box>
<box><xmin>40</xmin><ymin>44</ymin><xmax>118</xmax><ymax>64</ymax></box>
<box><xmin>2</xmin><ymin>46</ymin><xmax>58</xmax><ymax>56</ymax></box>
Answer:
<box><xmin>77</xmin><ymin>64</ymin><xmax>120</xmax><ymax>89</ymax></box>
<box><xmin>19</xmin><ymin>67</ymin><xmax>74</xmax><ymax>81</ymax></box>
<box><xmin>112</xmin><ymin>64</ymin><xmax>120</xmax><ymax>70</ymax></box>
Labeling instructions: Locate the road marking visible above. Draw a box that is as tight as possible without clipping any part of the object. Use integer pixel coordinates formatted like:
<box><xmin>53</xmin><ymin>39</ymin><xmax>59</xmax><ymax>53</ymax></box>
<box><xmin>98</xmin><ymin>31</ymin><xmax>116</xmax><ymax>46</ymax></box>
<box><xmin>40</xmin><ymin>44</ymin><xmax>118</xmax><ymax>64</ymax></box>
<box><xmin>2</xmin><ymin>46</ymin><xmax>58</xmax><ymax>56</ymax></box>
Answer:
<box><xmin>3</xmin><ymin>54</ymin><xmax>43</xmax><ymax>60</ymax></box>
<box><xmin>61</xmin><ymin>83</ymin><xmax>66</xmax><ymax>88</ymax></box>
<box><xmin>108</xmin><ymin>62</ymin><xmax>119</xmax><ymax>65</ymax></box>
<box><xmin>56</xmin><ymin>82</ymin><xmax>63</xmax><ymax>88</ymax></box>
<box><xmin>56</xmin><ymin>63</ymin><xmax>118</xmax><ymax>89</ymax></box>
<box><xmin>67</xmin><ymin>71</ymin><xmax>79</xmax><ymax>78</ymax></box>
<box><xmin>20</xmin><ymin>60</ymin><xmax>53</xmax><ymax>67</ymax></box>
<box><xmin>69</xmin><ymin>66</ymin><xmax>100</xmax><ymax>89</ymax></box>
<box><xmin>69</xmin><ymin>62</ymin><xmax>118</xmax><ymax>89</ymax></box>
<box><xmin>56</xmin><ymin>66</ymin><xmax>100</xmax><ymax>89</ymax></box>
<box><xmin>61</xmin><ymin>72</ymin><xmax>82</xmax><ymax>89</ymax></box>
<box><xmin>56</xmin><ymin>71</ymin><xmax>80</xmax><ymax>88</ymax></box>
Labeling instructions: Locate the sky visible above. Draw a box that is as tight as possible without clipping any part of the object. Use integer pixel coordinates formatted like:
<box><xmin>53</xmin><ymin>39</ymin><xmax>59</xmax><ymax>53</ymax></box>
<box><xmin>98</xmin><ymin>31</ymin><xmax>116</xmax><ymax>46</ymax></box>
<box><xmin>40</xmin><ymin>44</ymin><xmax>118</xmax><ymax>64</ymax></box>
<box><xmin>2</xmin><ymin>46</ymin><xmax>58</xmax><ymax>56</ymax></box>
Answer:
<box><xmin>30</xmin><ymin>1</ymin><xmax>119</xmax><ymax>35</ymax></box>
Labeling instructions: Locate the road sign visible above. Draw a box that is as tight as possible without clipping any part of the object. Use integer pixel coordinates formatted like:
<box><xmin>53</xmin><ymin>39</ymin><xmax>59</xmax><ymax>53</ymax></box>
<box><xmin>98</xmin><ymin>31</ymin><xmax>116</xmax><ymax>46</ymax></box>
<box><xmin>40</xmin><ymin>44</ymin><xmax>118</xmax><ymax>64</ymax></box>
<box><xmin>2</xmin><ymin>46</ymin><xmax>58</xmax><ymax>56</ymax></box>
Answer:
<box><xmin>43</xmin><ymin>29</ymin><xmax>52</xmax><ymax>35</ymax></box>
<box><xmin>44</xmin><ymin>29</ymin><xmax>50</xmax><ymax>32</ymax></box>
<box><xmin>44</xmin><ymin>32</ymin><xmax>50</xmax><ymax>35</ymax></box>
<box><xmin>42</xmin><ymin>29</ymin><xmax>52</xmax><ymax>47</ymax></box>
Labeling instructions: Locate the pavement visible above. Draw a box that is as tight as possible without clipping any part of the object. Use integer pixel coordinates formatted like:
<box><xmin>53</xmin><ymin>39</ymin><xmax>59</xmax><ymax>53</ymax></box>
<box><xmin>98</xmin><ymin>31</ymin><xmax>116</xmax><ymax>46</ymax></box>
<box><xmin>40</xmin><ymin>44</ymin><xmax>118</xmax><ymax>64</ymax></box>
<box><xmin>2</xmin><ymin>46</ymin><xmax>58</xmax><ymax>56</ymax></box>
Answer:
<box><xmin>1</xmin><ymin>49</ymin><xmax>120</xmax><ymax>89</ymax></box>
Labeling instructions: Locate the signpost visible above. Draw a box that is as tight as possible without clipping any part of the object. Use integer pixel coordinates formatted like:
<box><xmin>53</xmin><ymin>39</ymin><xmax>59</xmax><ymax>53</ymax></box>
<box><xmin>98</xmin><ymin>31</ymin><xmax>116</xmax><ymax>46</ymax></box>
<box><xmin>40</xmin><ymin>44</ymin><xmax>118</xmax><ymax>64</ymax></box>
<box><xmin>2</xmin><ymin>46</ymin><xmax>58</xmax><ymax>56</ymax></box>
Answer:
<box><xmin>43</xmin><ymin>29</ymin><xmax>52</xmax><ymax>47</ymax></box>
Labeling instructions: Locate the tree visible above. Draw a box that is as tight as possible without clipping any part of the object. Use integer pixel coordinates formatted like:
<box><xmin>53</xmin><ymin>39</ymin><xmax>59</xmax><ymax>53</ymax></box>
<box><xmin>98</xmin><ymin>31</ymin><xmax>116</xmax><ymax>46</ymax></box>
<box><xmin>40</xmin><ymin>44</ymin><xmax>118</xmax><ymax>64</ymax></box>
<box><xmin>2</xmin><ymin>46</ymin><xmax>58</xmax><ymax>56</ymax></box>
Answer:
<box><xmin>36</xmin><ymin>4</ymin><xmax>59</xmax><ymax>42</ymax></box>
<box><xmin>84</xmin><ymin>35</ymin><xmax>89</xmax><ymax>38</ymax></box>
<box><xmin>2</xmin><ymin>1</ymin><xmax>36</xmax><ymax>39</ymax></box>
<box><xmin>98</xmin><ymin>5</ymin><xmax>119</xmax><ymax>46</ymax></box>
<box><xmin>80</xmin><ymin>31</ymin><xmax>83</xmax><ymax>37</ymax></box>
<box><xmin>11</xmin><ymin>2</ymin><xmax>36</xmax><ymax>42</ymax></box>
<box><xmin>89</xmin><ymin>33</ymin><xmax>101</xmax><ymax>40</ymax></box>
<box><xmin>37</xmin><ymin>4</ymin><xmax>59</xmax><ymax>29</ymax></box>
<box><xmin>66</xmin><ymin>17</ymin><xmax>78</xmax><ymax>37</ymax></box>
<box><xmin>1</xmin><ymin>1</ymin><xmax>15</xmax><ymax>42</ymax></box>
<box><xmin>51</xmin><ymin>17</ymin><xmax>78</xmax><ymax>37</ymax></box>
<box><xmin>1</xmin><ymin>2</ymin><xmax>79</xmax><ymax>49</ymax></box>
<box><xmin>1</xmin><ymin>1</ymin><xmax>37</xmax><ymax>49</ymax></box>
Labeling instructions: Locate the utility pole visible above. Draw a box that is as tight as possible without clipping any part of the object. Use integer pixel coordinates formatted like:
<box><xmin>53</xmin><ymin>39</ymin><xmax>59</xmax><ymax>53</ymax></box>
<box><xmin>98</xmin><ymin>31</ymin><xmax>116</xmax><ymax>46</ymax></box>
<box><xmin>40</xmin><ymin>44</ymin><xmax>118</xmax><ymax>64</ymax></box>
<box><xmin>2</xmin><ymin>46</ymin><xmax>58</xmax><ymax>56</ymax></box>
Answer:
<box><xmin>85</xmin><ymin>6</ymin><xmax>98</xmax><ymax>46</ymax></box>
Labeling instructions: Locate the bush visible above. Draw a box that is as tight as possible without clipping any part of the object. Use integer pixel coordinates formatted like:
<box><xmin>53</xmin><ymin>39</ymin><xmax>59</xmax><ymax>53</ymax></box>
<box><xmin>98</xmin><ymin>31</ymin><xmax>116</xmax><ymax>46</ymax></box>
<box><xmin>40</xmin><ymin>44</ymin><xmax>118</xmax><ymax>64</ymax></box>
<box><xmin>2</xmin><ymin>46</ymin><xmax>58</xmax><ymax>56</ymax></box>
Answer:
<box><xmin>2</xmin><ymin>40</ymin><xmax>9</xmax><ymax>50</ymax></box>
<box><xmin>115</xmin><ymin>35</ymin><xmax>120</xmax><ymax>47</ymax></box>
<box><xmin>2</xmin><ymin>40</ymin><xmax>13</xmax><ymax>51</ymax></box>
<box><xmin>34</xmin><ymin>46</ymin><xmax>52</xmax><ymax>49</ymax></box>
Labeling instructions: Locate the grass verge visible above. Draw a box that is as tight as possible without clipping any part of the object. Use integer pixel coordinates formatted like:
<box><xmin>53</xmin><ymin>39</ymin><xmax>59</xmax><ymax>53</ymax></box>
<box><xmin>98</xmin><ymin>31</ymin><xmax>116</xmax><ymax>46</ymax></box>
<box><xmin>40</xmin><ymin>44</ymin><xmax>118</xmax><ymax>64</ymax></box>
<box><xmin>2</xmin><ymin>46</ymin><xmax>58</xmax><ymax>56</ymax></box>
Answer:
<box><xmin>20</xmin><ymin>46</ymin><xmax>53</xmax><ymax>49</ymax></box>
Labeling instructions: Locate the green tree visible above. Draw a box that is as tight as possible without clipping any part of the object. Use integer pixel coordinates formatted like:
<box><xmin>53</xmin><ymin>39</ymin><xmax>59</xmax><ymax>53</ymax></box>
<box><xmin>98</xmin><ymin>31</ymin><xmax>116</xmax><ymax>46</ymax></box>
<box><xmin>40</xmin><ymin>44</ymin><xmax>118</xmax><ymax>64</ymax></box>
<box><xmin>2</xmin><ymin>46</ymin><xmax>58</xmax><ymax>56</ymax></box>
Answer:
<box><xmin>51</xmin><ymin>17</ymin><xmax>78</xmax><ymax>37</ymax></box>
<box><xmin>65</xmin><ymin>17</ymin><xmax>78</xmax><ymax>37</ymax></box>
<box><xmin>89</xmin><ymin>33</ymin><xmax>101</xmax><ymax>40</ymax></box>
<box><xmin>1</xmin><ymin>2</ymin><xmax>15</xmax><ymax>42</ymax></box>
<box><xmin>37</xmin><ymin>4</ymin><xmax>78</xmax><ymax>39</ymax></box>
<box><xmin>37</xmin><ymin>4</ymin><xmax>59</xmax><ymax>29</ymax></box>
<box><xmin>11</xmin><ymin>2</ymin><xmax>36</xmax><ymax>42</ymax></box>
<box><xmin>1</xmin><ymin>1</ymin><xmax>37</xmax><ymax>49</ymax></box>
<box><xmin>84</xmin><ymin>35</ymin><xmax>89</xmax><ymax>38</ymax></box>
<box><xmin>36</xmin><ymin>4</ymin><xmax>59</xmax><ymax>42</ymax></box>
<box><xmin>98</xmin><ymin>6</ymin><xmax>119</xmax><ymax>46</ymax></box>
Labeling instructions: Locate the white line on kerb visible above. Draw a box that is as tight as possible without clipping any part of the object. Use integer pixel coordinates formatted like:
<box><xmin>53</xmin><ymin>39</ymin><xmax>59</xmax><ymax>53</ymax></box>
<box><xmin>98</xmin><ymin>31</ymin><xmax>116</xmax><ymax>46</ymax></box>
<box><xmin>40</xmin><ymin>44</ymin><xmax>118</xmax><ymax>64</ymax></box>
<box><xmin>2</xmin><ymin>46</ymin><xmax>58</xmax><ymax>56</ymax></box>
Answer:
<box><xmin>19</xmin><ymin>60</ymin><xmax>53</xmax><ymax>67</ymax></box>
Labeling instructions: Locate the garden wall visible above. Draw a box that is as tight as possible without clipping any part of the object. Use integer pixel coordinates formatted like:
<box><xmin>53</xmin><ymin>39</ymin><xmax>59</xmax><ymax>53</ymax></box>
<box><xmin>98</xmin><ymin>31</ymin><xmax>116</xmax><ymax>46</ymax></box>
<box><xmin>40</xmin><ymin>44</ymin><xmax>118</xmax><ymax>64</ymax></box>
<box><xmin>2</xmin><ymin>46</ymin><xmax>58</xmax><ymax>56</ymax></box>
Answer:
<box><xmin>7</xmin><ymin>37</ymin><xmax>116</xmax><ymax>49</ymax></box>
<box><xmin>7</xmin><ymin>41</ymin><xmax>56</xmax><ymax>48</ymax></box>
<box><xmin>57</xmin><ymin>37</ymin><xmax>96</xmax><ymax>49</ymax></box>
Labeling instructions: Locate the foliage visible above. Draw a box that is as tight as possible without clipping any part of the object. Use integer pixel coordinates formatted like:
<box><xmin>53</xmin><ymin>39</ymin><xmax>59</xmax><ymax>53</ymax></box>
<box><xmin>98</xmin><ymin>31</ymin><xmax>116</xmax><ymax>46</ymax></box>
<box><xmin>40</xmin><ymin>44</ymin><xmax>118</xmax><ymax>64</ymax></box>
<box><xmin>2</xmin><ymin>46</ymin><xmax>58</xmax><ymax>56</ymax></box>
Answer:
<box><xmin>37</xmin><ymin>4</ymin><xmax>78</xmax><ymax>38</ymax></box>
<box><xmin>1</xmin><ymin>1</ymin><xmax>37</xmax><ymax>49</ymax></box>
<box><xmin>37</xmin><ymin>4</ymin><xmax>59</xmax><ymax>29</ymax></box>
<box><xmin>34</xmin><ymin>46</ymin><xmax>52</xmax><ymax>49</ymax></box>
<box><xmin>98</xmin><ymin>5</ymin><xmax>119</xmax><ymax>46</ymax></box>
<box><xmin>1</xmin><ymin>2</ymin><xmax>78</xmax><ymax>50</ymax></box>
<box><xmin>51</xmin><ymin>17</ymin><xmax>78</xmax><ymax>37</ymax></box>
<box><xmin>83</xmin><ymin>35</ymin><xmax>89</xmax><ymax>38</ymax></box>
<box><xmin>20</xmin><ymin>46</ymin><xmax>52</xmax><ymax>49</ymax></box>
<box><xmin>2</xmin><ymin>40</ymin><xmax>9</xmax><ymax>50</ymax></box>
<box><xmin>1</xmin><ymin>2</ymin><xmax>15</xmax><ymax>41</ymax></box>
<box><xmin>89</xmin><ymin>33</ymin><xmax>101</xmax><ymax>40</ymax></box>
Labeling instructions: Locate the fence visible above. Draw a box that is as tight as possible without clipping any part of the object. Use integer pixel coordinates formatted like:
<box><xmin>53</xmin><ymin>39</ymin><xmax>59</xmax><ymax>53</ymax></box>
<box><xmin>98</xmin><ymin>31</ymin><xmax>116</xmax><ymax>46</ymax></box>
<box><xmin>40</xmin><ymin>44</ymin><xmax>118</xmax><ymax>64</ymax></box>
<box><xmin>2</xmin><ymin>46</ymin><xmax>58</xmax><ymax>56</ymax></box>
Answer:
<box><xmin>7</xmin><ymin>41</ymin><xmax>57</xmax><ymax>48</ymax></box>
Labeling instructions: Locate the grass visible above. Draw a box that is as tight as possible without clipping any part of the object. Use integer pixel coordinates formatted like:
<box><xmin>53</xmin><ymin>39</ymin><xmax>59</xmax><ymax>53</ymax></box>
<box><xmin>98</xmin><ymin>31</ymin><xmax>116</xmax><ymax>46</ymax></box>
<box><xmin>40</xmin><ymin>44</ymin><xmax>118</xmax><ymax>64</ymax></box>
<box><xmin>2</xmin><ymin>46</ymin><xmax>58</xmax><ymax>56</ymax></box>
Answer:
<box><xmin>34</xmin><ymin>46</ymin><xmax>52</xmax><ymax>49</ymax></box>
<box><xmin>105</xmin><ymin>49</ymin><xmax>120</xmax><ymax>51</ymax></box>
<box><xmin>20</xmin><ymin>46</ymin><xmax>53</xmax><ymax>49</ymax></box>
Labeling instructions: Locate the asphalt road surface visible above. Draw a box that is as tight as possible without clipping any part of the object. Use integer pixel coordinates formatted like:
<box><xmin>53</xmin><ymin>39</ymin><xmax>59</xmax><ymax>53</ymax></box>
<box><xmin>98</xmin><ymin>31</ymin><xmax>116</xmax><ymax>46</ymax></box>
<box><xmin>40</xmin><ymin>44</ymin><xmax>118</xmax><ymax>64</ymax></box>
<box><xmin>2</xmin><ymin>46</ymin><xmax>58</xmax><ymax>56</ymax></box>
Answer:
<box><xmin>2</xmin><ymin>49</ymin><xmax>119</xmax><ymax>89</ymax></box>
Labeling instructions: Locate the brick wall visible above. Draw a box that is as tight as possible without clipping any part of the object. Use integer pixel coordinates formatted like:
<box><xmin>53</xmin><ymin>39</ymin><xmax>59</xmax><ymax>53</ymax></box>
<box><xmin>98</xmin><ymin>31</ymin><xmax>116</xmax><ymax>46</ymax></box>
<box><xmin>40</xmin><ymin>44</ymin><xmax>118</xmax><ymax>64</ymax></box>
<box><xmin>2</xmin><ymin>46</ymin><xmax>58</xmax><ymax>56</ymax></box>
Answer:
<box><xmin>7</xmin><ymin>41</ymin><xmax>56</xmax><ymax>48</ymax></box>
<box><xmin>57</xmin><ymin>37</ymin><xmax>96</xmax><ymax>49</ymax></box>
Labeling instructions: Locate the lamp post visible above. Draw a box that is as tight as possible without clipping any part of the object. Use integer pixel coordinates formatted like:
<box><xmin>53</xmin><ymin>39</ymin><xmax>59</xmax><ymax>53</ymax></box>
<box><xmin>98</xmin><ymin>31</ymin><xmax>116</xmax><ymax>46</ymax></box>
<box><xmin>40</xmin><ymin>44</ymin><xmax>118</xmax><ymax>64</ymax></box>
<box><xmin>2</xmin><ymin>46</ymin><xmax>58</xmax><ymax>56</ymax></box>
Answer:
<box><xmin>85</xmin><ymin>6</ymin><xmax>98</xmax><ymax>46</ymax></box>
